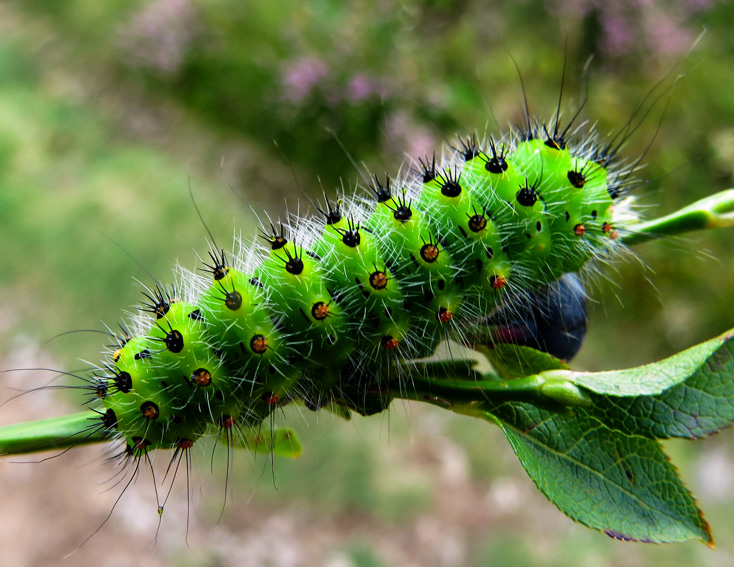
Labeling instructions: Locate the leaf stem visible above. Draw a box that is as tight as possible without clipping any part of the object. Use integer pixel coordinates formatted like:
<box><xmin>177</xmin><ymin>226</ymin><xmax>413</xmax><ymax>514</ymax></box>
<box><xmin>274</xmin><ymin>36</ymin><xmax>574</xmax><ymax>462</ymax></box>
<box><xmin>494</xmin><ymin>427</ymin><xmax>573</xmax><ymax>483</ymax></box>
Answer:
<box><xmin>621</xmin><ymin>189</ymin><xmax>734</xmax><ymax>246</ymax></box>
<box><xmin>388</xmin><ymin>372</ymin><xmax>591</xmax><ymax>408</ymax></box>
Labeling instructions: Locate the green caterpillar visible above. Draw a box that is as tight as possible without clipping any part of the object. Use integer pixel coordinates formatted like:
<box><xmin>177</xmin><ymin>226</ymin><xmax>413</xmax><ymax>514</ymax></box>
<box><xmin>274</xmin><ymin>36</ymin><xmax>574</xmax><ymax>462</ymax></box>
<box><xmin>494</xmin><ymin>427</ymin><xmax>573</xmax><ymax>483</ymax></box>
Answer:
<box><xmin>5</xmin><ymin>79</ymin><xmax>734</xmax><ymax>548</ymax></box>
<box><xmin>98</xmin><ymin>120</ymin><xmax>623</xmax><ymax>456</ymax></box>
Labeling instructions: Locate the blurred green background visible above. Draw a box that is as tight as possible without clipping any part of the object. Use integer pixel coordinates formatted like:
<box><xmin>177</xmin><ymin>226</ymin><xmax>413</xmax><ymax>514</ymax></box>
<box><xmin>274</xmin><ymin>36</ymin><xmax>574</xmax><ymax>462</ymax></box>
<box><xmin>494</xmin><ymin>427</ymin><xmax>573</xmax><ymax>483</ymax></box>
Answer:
<box><xmin>1</xmin><ymin>1</ymin><xmax>734</xmax><ymax>566</ymax></box>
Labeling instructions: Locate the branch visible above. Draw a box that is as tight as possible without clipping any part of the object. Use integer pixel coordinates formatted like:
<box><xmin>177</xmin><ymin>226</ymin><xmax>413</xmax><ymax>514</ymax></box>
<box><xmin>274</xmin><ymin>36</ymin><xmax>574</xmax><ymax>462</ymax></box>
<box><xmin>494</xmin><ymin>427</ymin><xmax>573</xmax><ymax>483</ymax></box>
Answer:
<box><xmin>621</xmin><ymin>189</ymin><xmax>734</xmax><ymax>246</ymax></box>
<box><xmin>0</xmin><ymin>412</ymin><xmax>110</xmax><ymax>455</ymax></box>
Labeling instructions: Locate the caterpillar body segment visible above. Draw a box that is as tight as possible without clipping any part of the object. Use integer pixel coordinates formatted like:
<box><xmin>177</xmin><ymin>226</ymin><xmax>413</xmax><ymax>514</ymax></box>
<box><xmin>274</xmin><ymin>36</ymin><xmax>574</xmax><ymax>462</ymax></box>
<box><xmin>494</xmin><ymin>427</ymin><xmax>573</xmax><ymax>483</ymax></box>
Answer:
<box><xmin>96</xmin><ymin>130</ymin><xmax>626</xmax><ymax>455</ymax></box>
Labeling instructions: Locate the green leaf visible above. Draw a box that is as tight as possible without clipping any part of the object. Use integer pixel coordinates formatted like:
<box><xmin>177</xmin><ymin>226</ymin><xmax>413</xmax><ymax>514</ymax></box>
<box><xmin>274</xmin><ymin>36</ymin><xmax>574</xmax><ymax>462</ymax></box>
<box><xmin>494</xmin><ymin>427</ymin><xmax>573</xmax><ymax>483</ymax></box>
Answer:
<box><xmin>231</xmin><ymin>427</ymin><xmax>303</xmax><ymax>458</ymax></box>
<box><xmin>564</xmin><ymin>329</ymin><xmax>734</xmax><ymax>396</ymax></box>
<box><xmin>533</xmin><ymin>329</ymin><xmax>734</xmax><ymax>439</ymax></box>
<box><xmin>462</xmin><ymin>401</ymin><xmax>713</xmax><ymax>545</ymax></box>
<box><xmin>411</xmin><ymin>329</ymin><xmax>734</xmax><ymax>543</ymax></box>
<box><xmin>583</xmin><ymin>334</ymin><xmax>734</xmax><ymax>439</ymax></box>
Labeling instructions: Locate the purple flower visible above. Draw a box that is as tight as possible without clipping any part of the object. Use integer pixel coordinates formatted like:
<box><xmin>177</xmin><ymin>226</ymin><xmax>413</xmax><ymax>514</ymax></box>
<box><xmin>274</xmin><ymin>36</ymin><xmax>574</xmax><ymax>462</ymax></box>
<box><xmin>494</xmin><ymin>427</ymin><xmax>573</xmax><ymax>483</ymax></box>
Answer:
<box><xmin>544</xmin><ymin>0</ymin><xmax>716</xmax><ymax>57</ymax></box>
<box><xmin>685</xmin><ymin>0</ymin><xmax>714</xmax><ymax>13</ymax></box>
<box><xmin>346</xmin><ymin>74</ymin><xmax>377</xmax><ymax>102</ymax></box>
<box><xmin>118</xmin><ymin>0</ymin><xmax>200</xmax><ymax>77</ymax></box>
<box><xmin>600</xmin><ymin>11</ymin><xmax>635</xmax><ymax>56</ymax></box>
<box><xmin>281</xmin><ymin>57</ymin><xmax>330</xmax><ymax>104</ymax></box>
<box><xmin>645</xmin><ymin>10</ymin><xmax>694</xmax><ymax>55</ymax></box>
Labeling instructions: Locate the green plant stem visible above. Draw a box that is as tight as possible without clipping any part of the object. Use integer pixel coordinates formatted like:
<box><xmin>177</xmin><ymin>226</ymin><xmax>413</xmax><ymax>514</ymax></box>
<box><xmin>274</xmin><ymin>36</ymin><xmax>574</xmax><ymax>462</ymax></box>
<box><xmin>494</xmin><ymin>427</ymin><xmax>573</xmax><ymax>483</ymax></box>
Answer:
<box><xmin>388</xmin><ymin>372</ymin><xmax>591</xmax><ymax>408</ymax></box>
<box><xmin>621</xmin><ymin>189</ymin><xmax>734</xmax><ymax>246</ymax></box>
<box><xmin>0</xmin><ymin>412</ymin><xmax>110</xmax><ymax>455</ymax></box>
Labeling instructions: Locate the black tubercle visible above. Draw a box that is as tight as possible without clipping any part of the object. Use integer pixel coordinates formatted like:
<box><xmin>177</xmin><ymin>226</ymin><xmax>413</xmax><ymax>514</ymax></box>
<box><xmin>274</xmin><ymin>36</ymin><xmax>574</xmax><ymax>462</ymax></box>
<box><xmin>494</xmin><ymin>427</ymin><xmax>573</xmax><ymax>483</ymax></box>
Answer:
<box><xmin>141</xmin><ymin>285</ymin><xmax>175</xmax><ymax>319</ymax></box>
<box><xmin>516</xmin><ymin>123</ymin><xmax>535</xmax><ymax>142</ymax></box>
<box><xmin>417</xmin><ymin>154</ymin><xmax>438</xmax><ymax>183</ymax></box>
<box><xmin>259</xmin><ymin>221</ymin><xmax>288</xmax><ymax>250</ymax></box>
<box><xmin>101</xmin><ymin>408</ymin><xmax>118</xmax><ymax>429</ymax></box>
<box><xmin>386</xmin><ymin>189</ymin><xmax>412</xmax><ymax>222</ymax></box>
<box><xmin>567</xmin><ymin>159</ymin><xmax>592</xmax><ymax>189</ymax></box>
<box><xmin>134</xmin><ymin>349</ymin><xmax>152</xmax><ymax>360</ymax></box>
<box><xmin>225</xmin><ymin>291</ymin><xmax>242</xmax><ymax>311</ymax></box>
<box><xmin>485</xmin><ymin>138</ymin><xmax>508</xmax><ymax>174</ymax></box>
<box><xmin>164</xmin><ymin>329</ymin><xmax>184</xmax><ymax>353</ymax></box>
<box><xmin>116</xmin><ymin>325</ymin><xmax>133</xmax><ymax>347</ymax></box>
<box><xmin>516</xmin><ymin>181</ymin><xmax>538</xmax><ymax>207</ymax></box>
<box><xmin>217</xmin><ymin>278</ymin><xmax>243</xmax><ymax>311</ymax></box>
<box><xmin>467</xmin><ymin>205</ymin><xmax>488</xmax><ymax>233</ymax></box>
<box><xmin>333</xmin><ymin>217</ymin><xmax>361</xmax><ymax>248</ymax></box>
<box><xmin>316</xmin><ymin>192</ymin><xmax>343</xmax><ymax>225</ymax></box>
<box><xmin>543</xmin><ymin>123</ymin><xmax>566</xmax><ymax>150</ymax></box>
<box><xmin>567</xmin><ymin>169</ymin><xmax>586</xmax><ymax>188</ymax></box>
<box><xmin>368</xmin><ymin>174</ymin><xmax>393</xmax><ymax>203</ymax></box>
<box><xmin>113</xmin><ymin>369</ymin><xmax>132</xmax><ymax>393</ymax></box>
<box><xmin>202</xmin><ymin>249</ymin><xmax>229</xmax><ymax>281</ymax></box>
<box><xmin>278</xmin><ymin>244</ymin><xmax>305</xmax><ymax>275</ymax></box>
<box><xmin>437</xmin><ymin>166</ymin><xmax>462</xmax><ymax>198</ymax></box>
<box><xmin>454</xmin><ymin>134</ymin><xmax>481</xmax><ymax>161</ymax></box>
<box><xmin>151</xmin><ymin>319</ymin><xmax>185</xmax><ymax>354</ymax></box>
<box><xmin>607</xmin><ymin>177</ymin><xmax>621</xmax><ymax>199</ymax></box>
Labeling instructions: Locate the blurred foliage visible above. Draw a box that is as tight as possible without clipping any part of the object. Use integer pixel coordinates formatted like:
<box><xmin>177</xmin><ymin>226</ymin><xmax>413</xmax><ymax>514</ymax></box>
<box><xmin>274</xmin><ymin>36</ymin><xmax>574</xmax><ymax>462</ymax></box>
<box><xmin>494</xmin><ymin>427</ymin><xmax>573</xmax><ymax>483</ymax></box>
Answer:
<box><xmin>1</xmin><ymin>0</ymin><xmax>734</xmax><ymax>566</ymax></box>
